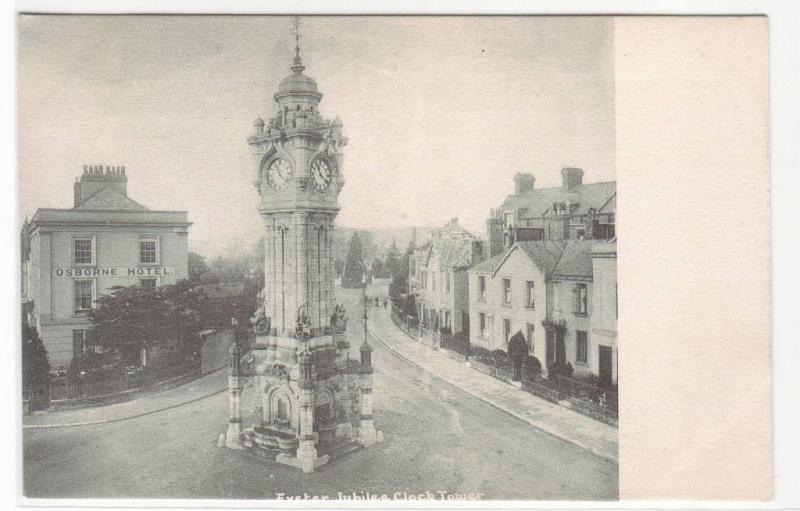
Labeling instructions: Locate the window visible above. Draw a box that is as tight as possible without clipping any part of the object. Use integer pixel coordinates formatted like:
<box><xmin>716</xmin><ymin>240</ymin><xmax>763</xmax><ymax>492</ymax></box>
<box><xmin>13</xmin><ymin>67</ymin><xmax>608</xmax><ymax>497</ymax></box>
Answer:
<box><xmin>479</xmin><ymin>313</ymin><xmax>486</xmax><ymax>336</ymax></box>
<box><xmin>140</xmin><ymin>278</ymin><xmax>157</xmax><ymax>290</ymax></box>
<box><xmin>444</xmin><ymin>311</ymin><xmax>451</xmax><ymax>329</ymax></box>
<box><xmin>526</xmin><ymin>323</ymin><xmax>535</xmax><ymax>352</ymax></box>
<box><xmin>576</xmin><ymin>330</ymin><xmax>588</xmax><ymax>364</ymax></box>
<box><xmin>502</xmin><ymin>278</ymin><xmax>512</xmax><ymax>305</ymax></box>
<box><xmin>525</xmin><ymin>281</ymin><xmax>535</xmax><ymax>308</ymax></box>
<box><xmin>73</xmin><ymin>237</ymin><xmax>93</xmax><ymax>265</ymax></box>
<box><xmin>478</xmin><ymin>276</ymin><xmax>486</xmax><ymax>301</ymax></box>
<box><xmin>431</xmin><ymin>272</ymin><xmax>436</xmax><ymax>291</ymax></box>
<box><xmin>573</xmin><ymin>283</ymin><xmax>588</xmax><ymax>315</ymax></box>
<box><xmin>140</xmin><ymin>237</ymin><xmax>158</xmax><ymax>264</ymax></box>
<box><xmin>74</xmin><ymin>280</ymin><xmax>94</xmax><ymax>312</ymax></box>
<box><xmin>445</xmin><ymin>272</ymin><xmax>450</xmax><ymax>294</ymax></box>
<box><xmin>503</xmin><ymin>318</ymin><xmax>511</xmax><ymax>344</ymax></box>
<box><xmin>72</xmin><ymin>329</ymin><xmax>86</xmax><ymax>359</ymax></box>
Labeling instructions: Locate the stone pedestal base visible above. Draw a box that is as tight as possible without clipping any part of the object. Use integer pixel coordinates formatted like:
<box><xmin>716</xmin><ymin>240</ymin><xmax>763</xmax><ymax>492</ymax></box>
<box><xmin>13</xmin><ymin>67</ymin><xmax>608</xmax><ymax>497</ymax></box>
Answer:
<box><xmin>277</xmin><ymin>450</ymin><xmax>330</xmax><ymax>474</ymax></box>
<box><xmin>357</xmin><ymin>420</ymin><xmax>381</xmax><ymax>447</ymax></box>
<box><xmin>225</xmin><ymin>422</ymin><xmax>243</xmax><ymax>449</ymax></box>
<box><xmin>335</xmin><ymin>422</ymin><xmax>353</xmax><ymax>440</ymax></box>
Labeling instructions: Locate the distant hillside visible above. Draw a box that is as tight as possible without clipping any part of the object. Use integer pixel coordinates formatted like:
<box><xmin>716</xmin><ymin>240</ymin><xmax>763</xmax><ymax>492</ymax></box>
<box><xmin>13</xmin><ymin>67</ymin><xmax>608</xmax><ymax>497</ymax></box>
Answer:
<box><xmin>333</xmin><ymin>225</ymin><xmax>438</xmax><ymax>263</ymax></box>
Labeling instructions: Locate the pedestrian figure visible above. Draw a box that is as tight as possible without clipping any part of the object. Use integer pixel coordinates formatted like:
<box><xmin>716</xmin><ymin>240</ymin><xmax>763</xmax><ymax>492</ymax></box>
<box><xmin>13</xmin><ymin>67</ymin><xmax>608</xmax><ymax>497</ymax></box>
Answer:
<box><xmin>507</xmin><ymin>330</ymin><xmax>529</xmax><ymax>381</ymax></box>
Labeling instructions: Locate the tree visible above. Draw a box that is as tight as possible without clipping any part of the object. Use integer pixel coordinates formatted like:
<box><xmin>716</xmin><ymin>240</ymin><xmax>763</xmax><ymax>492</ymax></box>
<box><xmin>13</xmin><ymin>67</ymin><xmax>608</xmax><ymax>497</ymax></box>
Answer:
<box><xmin>22</xmin><ymin>322</ymin><xmax>50</xmax><ymax>388</ymax></box>
<box><xmin>385</xmin><ymin>238</ymin><xmax>402</xmax><ymax>276</ymax></box>
<box><xmin>87</xmin><ymin>280</ymin><xmax>208</xmax><ymax>367</ymax></box>
<box><xmin>188</xmin><ymin>251</ymin><xmax>211</xmax><ymax>282</ymax></box>
<box><xmin>341</xmin><ymin>232</ymin><xmax>367</xmax><ymax>288</ymax></box>
<box><xmin>389</xmin><ymin>238</ymin><xmax>413</xmax><ymax>299</ymax></box>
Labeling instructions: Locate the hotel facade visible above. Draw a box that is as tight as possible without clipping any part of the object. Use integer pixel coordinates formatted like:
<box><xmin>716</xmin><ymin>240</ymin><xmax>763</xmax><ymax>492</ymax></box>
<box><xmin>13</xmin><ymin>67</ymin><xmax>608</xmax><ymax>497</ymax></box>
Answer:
<box><xmin>22</xmin><ymin>165</ymin><xmax>191</xmax><ymax>371</ymax></box>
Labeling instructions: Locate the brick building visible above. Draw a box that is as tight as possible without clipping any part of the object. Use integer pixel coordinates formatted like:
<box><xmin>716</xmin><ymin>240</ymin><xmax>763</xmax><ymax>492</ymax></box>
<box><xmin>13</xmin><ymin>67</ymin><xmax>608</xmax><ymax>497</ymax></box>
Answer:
<box><xmin>22</xmin><ymin>165</ymin><xmax>191</xmax><ymax>371</ymax></box>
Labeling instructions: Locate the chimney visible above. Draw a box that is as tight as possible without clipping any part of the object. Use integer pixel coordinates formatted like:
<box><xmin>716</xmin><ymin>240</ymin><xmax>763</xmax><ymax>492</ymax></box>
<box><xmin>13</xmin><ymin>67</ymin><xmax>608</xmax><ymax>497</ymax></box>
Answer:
<box><xmin>561</xmin><ymin>167</ymin><xmax>584</xmax><ymax>189</ymax></box>
<box><xmin>586</xmin><ymin>207</ymin><xmax>597</xmax><ymax>240</ymax></box>
<box><xmin>486</xmin><ymin>209</ymin><xmax>504</xmax><ymax>258</ymax></box>
<box><xmin>470</xmin><ymin>240</ymin><xmax>485</xmax><ymax>263</ymax></box>
<box><xmin>514</xmin><ymin>173</ymin><xmax>535</xmax><ymax>195</ymax></box>
<box><xmin>73</xmin><ymin>163</ymin><xmax>129</xmax><ymax>207</ymax></box>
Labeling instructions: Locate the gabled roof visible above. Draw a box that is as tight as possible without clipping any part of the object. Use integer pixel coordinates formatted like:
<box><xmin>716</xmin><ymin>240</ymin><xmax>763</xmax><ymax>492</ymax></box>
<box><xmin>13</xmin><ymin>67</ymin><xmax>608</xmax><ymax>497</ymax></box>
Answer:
<box><xmin>469</xmin><ymin>252</ymin><xmax>506</xmax><ymax>274</ymax></box>
<box><xmin>598</xmin><ymin>193</ymin><xmax>616</xmax><ymax>214</ymax></box>
<box><xmin>501</xmin><ymin>181</ymin><xmax>616</xmax><ymax>219</ymax></box>
<box><xmin>489</xmin><ymin>240</ymin><xmax>566</xmax><ymax>279</ymax></box>
<box><xmin>75</xmin><ymin>186</ymin><xmax>148</xmax><ymax>211</ymax></box>
<box><xmin>471</xmin><ymin>239</ymin><xmax>600</xmax><ymax>281</ymax></box>
<box><xmin>419</xmin><ymin>219</ymin><xmax>478</xmax><ymax>270</ymax></box>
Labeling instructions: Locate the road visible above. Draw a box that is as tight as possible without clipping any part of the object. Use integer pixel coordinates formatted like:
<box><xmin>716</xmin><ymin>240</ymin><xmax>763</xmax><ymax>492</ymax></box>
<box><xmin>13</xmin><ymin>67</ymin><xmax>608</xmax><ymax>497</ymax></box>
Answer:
<box><xmin>23</xmin><ymin>284</ymin><xmax>617</xmax><ymax>501</ymax></box>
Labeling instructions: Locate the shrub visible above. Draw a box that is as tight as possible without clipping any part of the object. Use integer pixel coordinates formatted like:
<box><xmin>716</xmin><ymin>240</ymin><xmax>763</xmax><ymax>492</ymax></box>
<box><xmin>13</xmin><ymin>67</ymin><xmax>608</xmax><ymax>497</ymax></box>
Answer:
<box><xmin>547</xmin><ymin>360</ymin><xmax>574</xmax><ymax>382</ymax></box>
<box><xmin>441</xmin><ymin>332</ymin><xmax>470</xmax><ymax>356</ymax></box>
<box><xmin>522</xmin><ymin>355</ymin><xmax>542</xmax><ymax>380</ymax></box>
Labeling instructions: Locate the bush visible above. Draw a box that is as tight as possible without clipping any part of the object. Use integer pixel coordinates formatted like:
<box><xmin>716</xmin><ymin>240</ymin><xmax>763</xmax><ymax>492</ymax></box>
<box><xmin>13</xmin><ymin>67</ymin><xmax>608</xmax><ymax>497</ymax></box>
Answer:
<box><xmin>22</xmin><ymin>323</ymin><xmax>50</xmax><ymax>388</ymax></box>
<box><xmin>547</xmin><ymin>360</ymin><xmax>574</xmax><ymax>381</ymax></box>
<box><xmin>522</xmin><ymin>355</ymin><xmax>542</xmax><ymax>380</ymax></box>
<box><xmin>441</xmin><ymin>332</ymin><xmax>470</xmax><ymax>356</ymax></box>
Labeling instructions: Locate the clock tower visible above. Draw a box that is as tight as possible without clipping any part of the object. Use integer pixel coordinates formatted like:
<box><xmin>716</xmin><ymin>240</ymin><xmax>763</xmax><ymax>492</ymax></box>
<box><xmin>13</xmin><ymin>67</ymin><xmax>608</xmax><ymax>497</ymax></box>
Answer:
<box><xmin>223</xmin><ymin>23</ymin><xmax>379</xmax><ymax>473</ymax></box>
<box><xmin>248</xmin><ymin>38</ymin><xmax>347</xmax><ymax>338</ymax></box>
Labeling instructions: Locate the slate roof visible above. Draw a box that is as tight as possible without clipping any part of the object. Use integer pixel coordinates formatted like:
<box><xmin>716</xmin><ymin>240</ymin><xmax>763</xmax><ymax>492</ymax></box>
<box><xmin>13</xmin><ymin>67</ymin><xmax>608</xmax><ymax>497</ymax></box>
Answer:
<box><xmin>75</xmin><ymin>186</ymin><xmax>148</xmax><ymax>211</ymax></box>
<box><xmin>469</xmin><ymin>252</ymin><xmax>506</xmax><ymax>273</ymax></box>
<box><xmin>501</xmin><ymin>181</ymin><xmax>616</xmax><ymax>219</ymax></box>
<box><xmin>552</xmin><ymin>240</ymin><xmax>596</xmax><ymax>279</ymax></box>
<box><xmin>517</xmin><ymin>240</ymin><xmax>568</xmax><ymax>276</ymax></box>
<box><xmin>436</xmin><ymin>236</ymin><xmax>475</xmax><ymax>269</ymax></box>
<box><xmin>471</xmin><ymin>239</ymin><xmax>600</xmax><ymax>280</ymax></box>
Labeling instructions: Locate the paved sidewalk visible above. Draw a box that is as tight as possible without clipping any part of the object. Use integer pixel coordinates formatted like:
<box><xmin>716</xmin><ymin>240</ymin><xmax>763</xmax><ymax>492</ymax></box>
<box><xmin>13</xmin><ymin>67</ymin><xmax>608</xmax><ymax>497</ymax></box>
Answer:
<box><xmin>369</xmin><ymin>309</ymin><xmax>618</xmax><ymax>463</ymax></box>
<box><xmin>23</xmin><ymin>368</ymin><xmax>228</xmax><ymax>429</ymax></box>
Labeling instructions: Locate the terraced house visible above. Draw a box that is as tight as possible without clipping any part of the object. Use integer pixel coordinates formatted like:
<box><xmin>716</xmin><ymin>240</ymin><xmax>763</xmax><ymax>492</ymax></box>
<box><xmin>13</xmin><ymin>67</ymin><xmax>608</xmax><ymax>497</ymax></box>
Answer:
<box><xmin>411</xmin><ymin>218</ymin><xmax>484</xmax><ymax>337</ymax></box>
<box><xmin>468</xmin><ymin>239</ymin><xmax>617</xmax><ymax>383</ymax></box>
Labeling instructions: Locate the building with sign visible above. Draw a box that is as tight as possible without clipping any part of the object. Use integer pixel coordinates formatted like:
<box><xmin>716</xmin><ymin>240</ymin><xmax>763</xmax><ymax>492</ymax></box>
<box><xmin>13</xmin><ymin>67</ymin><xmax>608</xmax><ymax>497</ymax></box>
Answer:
<box><xmin>22</xmin><ymin>165</ymin><xmax>191</xmax><ymax>371</ymax></box>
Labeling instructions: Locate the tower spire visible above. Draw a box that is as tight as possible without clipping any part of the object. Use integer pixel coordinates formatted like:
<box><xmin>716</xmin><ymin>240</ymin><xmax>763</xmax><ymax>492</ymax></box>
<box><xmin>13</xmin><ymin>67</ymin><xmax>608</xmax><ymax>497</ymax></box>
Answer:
<box><xmin>291</xmin><ymin>16</ymin><xmax>305</xmax><ymax>74</ymax></box>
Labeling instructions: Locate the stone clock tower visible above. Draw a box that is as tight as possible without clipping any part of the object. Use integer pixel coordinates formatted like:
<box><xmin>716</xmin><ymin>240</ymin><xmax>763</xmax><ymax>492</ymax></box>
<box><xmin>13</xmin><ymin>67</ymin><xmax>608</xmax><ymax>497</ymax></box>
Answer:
<box><xmin>248</xmin><ymin>45</ymin><xmax>346</xmax><ymax>338</ymax></box>
<box><xmin>222</xmin><ymin>28</ymin><xmax>380</xmax><ymax>474</ymax></box>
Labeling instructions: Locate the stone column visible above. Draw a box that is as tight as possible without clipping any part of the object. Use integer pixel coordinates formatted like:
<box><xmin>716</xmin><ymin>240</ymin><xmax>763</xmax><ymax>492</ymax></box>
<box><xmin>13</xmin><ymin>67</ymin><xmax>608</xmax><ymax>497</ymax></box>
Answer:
<box><xmin>292</xmin><ymin>350</ymin><xmax>329</xmax><ymax>473</ymax></box>
<box><xmin>225</xmin><ymin>341</ymin><xmax>243</xmax><ymax>449</ymax></box>
<box><xmin>294</xmin><ymin>212</ymin><xmax>309</xmax><ymax>330</ymax></box>
<box><xmin>357</xmin><ymin>342</ymin><xmax>379</xmax><ymax>446</ymax></box>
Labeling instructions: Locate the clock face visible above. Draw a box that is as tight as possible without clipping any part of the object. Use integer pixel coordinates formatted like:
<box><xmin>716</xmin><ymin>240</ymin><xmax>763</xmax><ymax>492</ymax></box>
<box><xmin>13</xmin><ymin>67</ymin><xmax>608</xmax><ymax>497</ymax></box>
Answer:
<box><xmin>265</xmin><ymin>158</ymin><xmax>293</xmax><ymax>191</ymax></box>
<box><xmin>310</xmin><ymin>158</ymin><xmax>332</xmax><ymax>192</ymax></box>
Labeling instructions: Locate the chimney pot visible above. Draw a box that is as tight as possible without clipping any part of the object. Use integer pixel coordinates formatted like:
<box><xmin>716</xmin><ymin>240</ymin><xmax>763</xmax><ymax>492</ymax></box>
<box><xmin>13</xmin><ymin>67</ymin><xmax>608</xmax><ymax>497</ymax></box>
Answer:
<box><xmin>561</xmin><ymin>167</ymin><xmax>584</xmax><ymax>189</ymax></box>
<box><xmin>514</xmin><ymin>173</ymin><xmax>536</xmax><ymax>195</ymax></box>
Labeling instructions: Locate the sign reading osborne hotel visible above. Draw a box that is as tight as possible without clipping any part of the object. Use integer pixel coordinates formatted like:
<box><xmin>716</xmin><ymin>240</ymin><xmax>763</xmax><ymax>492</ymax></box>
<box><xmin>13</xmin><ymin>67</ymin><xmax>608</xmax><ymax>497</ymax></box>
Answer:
<box><xmin>53</xmin><ymin>267</ymin><xmax>176</xmax><ymax>278</ymax></box>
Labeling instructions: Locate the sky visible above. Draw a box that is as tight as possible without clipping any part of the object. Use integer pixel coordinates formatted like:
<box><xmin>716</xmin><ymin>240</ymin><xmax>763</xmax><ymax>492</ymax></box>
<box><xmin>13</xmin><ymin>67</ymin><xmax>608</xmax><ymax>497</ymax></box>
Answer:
<box><xmin>18</xmin><ymin>15</ymin><xmax>615</xmax><ymax>257</ymax></box>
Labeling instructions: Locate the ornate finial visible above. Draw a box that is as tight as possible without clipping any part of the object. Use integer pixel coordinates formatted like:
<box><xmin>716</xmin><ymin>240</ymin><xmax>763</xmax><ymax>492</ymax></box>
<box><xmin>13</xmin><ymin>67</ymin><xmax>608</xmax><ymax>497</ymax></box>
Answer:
<box><xmin>291</xmin><ymin>16</ymin><xmax>305</xmax><ymax>74</ymax></box>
